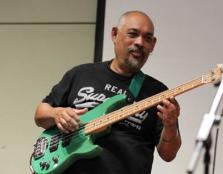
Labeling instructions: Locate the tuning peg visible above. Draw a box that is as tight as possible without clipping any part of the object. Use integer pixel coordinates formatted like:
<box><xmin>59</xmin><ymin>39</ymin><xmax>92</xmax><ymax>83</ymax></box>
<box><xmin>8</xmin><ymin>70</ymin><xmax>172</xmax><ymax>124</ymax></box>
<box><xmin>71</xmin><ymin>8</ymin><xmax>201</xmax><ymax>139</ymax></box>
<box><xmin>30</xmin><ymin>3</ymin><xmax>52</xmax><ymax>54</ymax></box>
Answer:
<box><xmin>217</xmin><ymin>64</ymin><xmax>223</xmax><ymax>73</ymax></box>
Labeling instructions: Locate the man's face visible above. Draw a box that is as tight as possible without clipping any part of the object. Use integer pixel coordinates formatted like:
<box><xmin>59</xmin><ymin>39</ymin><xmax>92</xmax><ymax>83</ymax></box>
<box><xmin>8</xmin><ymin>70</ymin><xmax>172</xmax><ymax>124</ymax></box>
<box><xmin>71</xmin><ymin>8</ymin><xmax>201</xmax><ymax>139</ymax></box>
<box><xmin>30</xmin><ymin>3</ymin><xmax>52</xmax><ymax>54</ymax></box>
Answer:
<box><xmin>112</xmin><ymin>13</ymin><xmax>156</xmax><ymax>72</ymax></box>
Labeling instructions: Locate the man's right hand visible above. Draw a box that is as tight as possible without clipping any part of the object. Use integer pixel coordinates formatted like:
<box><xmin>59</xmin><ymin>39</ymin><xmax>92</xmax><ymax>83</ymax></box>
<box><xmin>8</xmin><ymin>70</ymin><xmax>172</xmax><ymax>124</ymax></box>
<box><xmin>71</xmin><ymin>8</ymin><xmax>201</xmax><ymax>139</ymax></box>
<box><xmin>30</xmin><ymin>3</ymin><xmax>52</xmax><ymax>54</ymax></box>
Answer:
<box><xmin>53</xmin><ymin>107</ymin><xmax>88</xmax><ymax>134</ymax></box>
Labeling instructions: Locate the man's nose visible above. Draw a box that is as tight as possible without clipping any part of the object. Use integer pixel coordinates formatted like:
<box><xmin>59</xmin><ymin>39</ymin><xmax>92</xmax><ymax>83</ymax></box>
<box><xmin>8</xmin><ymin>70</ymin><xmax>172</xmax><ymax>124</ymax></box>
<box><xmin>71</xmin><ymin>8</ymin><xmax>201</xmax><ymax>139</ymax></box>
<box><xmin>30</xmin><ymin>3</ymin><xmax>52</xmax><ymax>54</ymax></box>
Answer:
<box><xmin>134</xmin><ymin>36</ymin><xmax>144</xmax><ymax>47</ymax></box>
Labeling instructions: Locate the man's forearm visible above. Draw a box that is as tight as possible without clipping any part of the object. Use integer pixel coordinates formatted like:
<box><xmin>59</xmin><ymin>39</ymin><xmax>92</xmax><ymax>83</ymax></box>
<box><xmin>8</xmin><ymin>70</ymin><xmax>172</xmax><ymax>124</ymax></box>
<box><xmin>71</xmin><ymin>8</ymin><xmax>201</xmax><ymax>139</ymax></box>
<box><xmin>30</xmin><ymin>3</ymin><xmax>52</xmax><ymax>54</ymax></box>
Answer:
<box><xmin>156</xmin><ymin>126</ymin><xmax>182</xmax><ymax>162</ymax></box>
<box><xmin>34</xmin><ymin>102</ymin><xmax>57</xmax><ymax>129</ymax></box>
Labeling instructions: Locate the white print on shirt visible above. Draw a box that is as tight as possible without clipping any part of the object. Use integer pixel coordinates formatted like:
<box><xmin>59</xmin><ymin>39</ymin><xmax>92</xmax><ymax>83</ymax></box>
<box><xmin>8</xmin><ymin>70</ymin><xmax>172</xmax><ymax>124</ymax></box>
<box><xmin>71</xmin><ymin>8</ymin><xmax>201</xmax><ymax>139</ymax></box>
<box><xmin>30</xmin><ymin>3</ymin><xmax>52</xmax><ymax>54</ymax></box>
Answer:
<box><xmin>104</xmin><ymin>83</ymin><xmax>127</xmax><ymax>95</ymax></box>
<box><xmin>119</xmin><ymin>110</ymin><xmax>149</xmax><ymax>130</ymax></box>
<box><xmin>121</xmin><ymin>120</ymin><xmax>142</xmax><ymax>130</ymax></box>
<box><xmin>72</xmin><ymin>84</ymin><xmax>149</xmax><ymax>130</ymax></box>
<box><xmin>73</xmin><ymin>87</ymin><xmax>108</xmax><ymax>108</ymax></box>
<box><xmin>128</xmin><ymin>111</ymin><xmax>148</xmax><ymax>124</ymax></box>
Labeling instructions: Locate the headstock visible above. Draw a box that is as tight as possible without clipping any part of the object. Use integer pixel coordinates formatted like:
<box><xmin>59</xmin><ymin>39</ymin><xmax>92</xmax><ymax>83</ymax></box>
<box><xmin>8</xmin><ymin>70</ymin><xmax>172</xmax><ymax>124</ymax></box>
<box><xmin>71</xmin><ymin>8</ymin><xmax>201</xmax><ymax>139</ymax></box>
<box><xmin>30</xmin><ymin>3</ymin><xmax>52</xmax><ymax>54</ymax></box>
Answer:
<box><xmin>202</xmin><ymin>64</ymin><xmax>223</xmax><ymax>84</ymax></box>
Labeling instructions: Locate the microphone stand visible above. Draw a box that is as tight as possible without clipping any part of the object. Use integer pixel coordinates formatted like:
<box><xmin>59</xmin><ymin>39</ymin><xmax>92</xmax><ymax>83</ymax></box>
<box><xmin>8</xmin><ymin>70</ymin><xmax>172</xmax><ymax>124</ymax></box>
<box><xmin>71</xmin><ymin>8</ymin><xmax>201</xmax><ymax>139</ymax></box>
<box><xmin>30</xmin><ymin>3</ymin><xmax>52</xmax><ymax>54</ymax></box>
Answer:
<box><xmin>187</xmin><ymin>77</ymin><xmax>223</xmax><ymax>174</ymax></box>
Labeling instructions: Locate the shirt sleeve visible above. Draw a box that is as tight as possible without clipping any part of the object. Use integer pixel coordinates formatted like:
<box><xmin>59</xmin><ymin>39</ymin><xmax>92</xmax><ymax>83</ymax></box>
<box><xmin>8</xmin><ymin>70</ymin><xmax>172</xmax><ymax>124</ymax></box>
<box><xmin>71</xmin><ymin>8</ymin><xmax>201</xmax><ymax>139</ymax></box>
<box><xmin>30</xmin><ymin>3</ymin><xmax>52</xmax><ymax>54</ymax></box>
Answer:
<box><xmin>42</xmin><ymin>69</ymin><xmax>75</xmax><ymax>107</ymax></box>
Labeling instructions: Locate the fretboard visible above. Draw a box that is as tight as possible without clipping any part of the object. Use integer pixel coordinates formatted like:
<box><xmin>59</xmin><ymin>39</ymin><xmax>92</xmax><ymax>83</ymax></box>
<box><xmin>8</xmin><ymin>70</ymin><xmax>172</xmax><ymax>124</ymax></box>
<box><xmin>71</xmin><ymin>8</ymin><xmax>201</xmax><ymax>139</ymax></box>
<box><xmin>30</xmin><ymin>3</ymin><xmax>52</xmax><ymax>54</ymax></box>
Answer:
<box><xmin>84</xmin><ymin>76</ymin><xmax>207</xmax><ymax>135</ymax></box>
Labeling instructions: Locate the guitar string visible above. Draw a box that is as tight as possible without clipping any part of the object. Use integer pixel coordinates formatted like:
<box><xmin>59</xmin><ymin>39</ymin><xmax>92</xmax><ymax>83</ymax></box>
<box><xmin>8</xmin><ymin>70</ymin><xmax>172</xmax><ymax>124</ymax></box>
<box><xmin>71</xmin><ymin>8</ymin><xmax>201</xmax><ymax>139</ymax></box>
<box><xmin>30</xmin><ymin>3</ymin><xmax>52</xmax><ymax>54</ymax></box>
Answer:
<box><xmin>48</xmin><ymin>102</ymin><xmax>147</xmax><ymax>148</ymax></box>
<box><xmin>46</xmin><ymin>125</ymin><xmax>86</xmax><ymax>148</ymax></box>
<box><xmin>47</xmin><ymin>76</ymin><xmax>207</xmax><ymax>148</ymax></box>
<box><xmin>48</xmin><ymin>109</ymin><xmax>127</xmax><ymax>148</ymax></box>
<box><xmin>48</xmin><ymin>105</ymin><xmax>134</xmax><ymax>147</ymax></box>
<box><xmin>50</xmin><ymin>124</ymin><xmax>86</xmax><ymax>140</ymax></box>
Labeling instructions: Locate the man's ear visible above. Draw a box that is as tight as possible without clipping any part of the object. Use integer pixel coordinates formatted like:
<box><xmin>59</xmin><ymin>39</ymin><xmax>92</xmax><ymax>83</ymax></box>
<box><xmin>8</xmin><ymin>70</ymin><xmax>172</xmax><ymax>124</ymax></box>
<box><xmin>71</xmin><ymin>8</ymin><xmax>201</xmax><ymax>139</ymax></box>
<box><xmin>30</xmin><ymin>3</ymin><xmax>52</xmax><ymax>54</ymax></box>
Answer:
<box><xmin>150</xmin><ymin>37</ymin><xmax>157</xmax><ymax>53</ymax></box>
<box><xmin>111</xmin><ymin>27</ymin><xmax>118</xmax><ymax>42</ymax></box>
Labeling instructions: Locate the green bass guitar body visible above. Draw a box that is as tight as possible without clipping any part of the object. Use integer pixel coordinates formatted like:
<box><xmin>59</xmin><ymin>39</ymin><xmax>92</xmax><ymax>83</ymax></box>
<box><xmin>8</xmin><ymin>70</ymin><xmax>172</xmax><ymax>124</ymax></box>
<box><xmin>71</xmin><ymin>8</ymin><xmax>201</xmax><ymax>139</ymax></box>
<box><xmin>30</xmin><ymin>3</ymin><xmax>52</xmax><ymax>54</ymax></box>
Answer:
<box><xmin>30</xmin><ymin>94</ymin><xmax>126</xmax><ymax>174</ymax></box>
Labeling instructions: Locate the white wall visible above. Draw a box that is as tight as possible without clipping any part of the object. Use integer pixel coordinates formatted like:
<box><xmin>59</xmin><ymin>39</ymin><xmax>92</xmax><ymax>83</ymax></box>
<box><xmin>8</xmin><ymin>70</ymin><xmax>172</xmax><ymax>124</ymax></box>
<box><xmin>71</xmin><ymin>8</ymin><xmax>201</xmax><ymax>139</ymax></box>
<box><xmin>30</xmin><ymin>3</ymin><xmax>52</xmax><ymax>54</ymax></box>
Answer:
<box><xmin>103</xmin><ymin>1</ymin><xmax>223</xmax><ymax>173</ymax></box>
<box><xmin>0</xmin><ymin>0</ymin><xmax>97</xmax><ymax>173</ymax></box>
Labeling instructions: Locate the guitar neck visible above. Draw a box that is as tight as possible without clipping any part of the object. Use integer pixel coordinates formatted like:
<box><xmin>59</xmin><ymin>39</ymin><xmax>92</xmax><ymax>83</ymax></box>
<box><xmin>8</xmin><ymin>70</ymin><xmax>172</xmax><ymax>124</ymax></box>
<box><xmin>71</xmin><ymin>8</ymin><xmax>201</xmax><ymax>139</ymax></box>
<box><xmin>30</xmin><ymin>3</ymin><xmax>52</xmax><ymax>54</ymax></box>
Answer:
<box><xmin>84</xmin><ymin>76</ymin><xmax>209</xmax><ymax>135</ymax></box>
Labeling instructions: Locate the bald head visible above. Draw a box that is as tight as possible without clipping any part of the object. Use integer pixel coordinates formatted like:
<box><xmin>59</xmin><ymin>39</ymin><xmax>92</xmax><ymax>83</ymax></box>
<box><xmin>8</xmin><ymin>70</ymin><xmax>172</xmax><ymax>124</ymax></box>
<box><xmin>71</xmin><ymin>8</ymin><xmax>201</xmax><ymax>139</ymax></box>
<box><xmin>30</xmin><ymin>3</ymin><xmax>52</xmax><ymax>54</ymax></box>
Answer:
<box><xmin>117</xmin><ymin>11</ymin><xmax>155</xmax><ymax>34</ymax></box>
<box><xmin>110</xmin><ymin>10</ymin><xmax>157</xmax><ymax>76</ymax></box>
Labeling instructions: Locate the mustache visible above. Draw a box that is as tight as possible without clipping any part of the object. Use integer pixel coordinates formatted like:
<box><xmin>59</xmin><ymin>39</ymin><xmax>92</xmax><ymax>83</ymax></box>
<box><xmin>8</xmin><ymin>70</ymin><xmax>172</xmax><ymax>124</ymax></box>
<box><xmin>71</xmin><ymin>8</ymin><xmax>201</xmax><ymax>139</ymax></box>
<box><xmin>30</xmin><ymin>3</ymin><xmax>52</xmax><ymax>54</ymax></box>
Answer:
<box><xmin>127</xmin><ymin>46</ymin><xmax>144</xmax><ymax>55</ymax></box>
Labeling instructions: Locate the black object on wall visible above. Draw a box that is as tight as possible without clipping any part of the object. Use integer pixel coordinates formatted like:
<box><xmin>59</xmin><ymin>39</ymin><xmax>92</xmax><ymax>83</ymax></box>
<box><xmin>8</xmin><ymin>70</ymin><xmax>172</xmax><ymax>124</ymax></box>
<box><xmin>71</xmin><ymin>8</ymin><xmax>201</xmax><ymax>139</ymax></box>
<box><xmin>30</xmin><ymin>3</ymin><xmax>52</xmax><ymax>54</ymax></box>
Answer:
<box><xmin>94</xmin><ymin>0</ymin><xmax>106</xmax><ymax>62</ymax></box>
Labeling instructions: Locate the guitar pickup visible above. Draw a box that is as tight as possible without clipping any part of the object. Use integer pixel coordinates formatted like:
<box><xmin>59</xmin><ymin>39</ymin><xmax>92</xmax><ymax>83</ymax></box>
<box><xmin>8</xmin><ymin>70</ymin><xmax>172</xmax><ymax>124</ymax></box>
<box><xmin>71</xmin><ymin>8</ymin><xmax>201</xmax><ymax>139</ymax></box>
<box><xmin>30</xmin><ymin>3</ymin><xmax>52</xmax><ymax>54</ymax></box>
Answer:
<box><xmin>61</xmin><ymin>134</ymin><xmax>71</xmax><ymax>147</ymax></box>
<box><xmin>33</xmin><ymin>137</ymin><xmax>48</xmax><ymax>159</ymax></box>
<box><xmin>49</xmin><ymin>135</ymin><xmax>59</xmax><ymax>152</ymax></box>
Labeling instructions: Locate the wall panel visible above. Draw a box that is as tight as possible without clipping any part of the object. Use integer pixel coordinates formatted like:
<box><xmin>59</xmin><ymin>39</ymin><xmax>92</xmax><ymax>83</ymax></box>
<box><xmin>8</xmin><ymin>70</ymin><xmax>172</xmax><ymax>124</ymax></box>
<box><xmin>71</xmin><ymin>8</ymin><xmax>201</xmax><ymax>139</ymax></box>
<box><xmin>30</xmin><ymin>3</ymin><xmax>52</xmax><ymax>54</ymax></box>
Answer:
<box><xmin>0</xmin><ymin>0</ymin><xmax>97</xmax><ymax>173</ymax></box>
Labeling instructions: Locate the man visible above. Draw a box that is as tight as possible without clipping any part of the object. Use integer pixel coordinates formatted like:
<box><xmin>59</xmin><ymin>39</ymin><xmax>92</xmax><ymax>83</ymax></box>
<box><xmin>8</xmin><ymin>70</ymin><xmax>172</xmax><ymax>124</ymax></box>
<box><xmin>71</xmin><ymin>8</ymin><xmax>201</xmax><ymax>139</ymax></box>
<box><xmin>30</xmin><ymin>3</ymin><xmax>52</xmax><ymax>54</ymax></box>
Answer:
<box><xmin>34</xmin><ymin>11</ymin><xmax>181</xmax><ymax>174</ymax></box>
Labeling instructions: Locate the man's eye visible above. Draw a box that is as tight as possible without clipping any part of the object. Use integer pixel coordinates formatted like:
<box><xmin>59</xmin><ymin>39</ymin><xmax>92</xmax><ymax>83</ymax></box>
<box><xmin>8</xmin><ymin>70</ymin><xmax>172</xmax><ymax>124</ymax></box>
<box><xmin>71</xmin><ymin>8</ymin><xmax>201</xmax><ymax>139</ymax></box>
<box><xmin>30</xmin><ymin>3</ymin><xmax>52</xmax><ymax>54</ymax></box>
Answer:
<box><xmin>145</xmin><ymin>36</ymin><xmax>153</xmax><ymax>42</ymax></box>
<box><xmin>127</xmin><ymin>32</ymin><xmax>138</xmax><ymax>38</ymax></box>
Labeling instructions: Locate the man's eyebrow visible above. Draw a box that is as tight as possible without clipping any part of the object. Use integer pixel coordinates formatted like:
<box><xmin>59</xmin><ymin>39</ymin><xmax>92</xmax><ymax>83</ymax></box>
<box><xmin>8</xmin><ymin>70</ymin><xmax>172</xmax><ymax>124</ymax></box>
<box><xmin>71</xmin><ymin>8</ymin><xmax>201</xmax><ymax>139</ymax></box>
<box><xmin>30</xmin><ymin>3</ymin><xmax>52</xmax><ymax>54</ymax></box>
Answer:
<box><xmin>127</xmin><ymin>28</ymin><xmax>138</xmax><ymax>32</ymax></box>
<box><xmin>127</xmin><ymin>28</ymin><xmax>154</xmax><ymax>36</ymax></box>
<box><xmin>146</xmin><ymin>32</ymin><xmax>154</xmax><ymax>36</ymax></box>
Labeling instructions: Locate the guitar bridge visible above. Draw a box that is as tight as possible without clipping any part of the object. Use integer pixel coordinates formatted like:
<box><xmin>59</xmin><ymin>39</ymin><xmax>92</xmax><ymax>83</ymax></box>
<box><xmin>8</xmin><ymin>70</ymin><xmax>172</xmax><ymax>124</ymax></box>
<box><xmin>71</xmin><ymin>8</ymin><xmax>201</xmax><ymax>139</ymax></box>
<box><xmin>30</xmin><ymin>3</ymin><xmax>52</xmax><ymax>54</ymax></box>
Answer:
<box><xmin>33</xmin><ymin>137</ymin><xmax>48</xmax><ymax>159</ymax></box>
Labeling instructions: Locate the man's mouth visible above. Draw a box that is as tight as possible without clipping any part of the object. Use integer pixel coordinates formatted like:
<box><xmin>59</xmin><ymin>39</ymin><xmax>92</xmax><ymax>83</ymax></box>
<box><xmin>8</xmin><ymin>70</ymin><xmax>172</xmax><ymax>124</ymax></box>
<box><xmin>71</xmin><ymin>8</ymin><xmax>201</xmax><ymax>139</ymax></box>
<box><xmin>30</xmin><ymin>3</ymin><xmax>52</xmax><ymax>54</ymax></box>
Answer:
<box><xmin>131</xmin><ymin>51</ymin><xmax>143</xmax><ymax>58</ymax></box>
<box><xmin>128</xmin><ymin>47</ymin><xmax>144</xmax><ymax>58</ymax></box>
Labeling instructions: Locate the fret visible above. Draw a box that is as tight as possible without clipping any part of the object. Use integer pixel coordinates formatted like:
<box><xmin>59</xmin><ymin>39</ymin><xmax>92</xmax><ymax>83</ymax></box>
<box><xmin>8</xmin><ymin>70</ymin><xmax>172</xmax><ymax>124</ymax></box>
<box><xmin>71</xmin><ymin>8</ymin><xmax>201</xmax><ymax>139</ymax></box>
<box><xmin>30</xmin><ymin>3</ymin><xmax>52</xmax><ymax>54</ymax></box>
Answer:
<box><xmin>85</xmin><ymin>65</ymin><xmax>223</xmax><ymax>135</ymax></box>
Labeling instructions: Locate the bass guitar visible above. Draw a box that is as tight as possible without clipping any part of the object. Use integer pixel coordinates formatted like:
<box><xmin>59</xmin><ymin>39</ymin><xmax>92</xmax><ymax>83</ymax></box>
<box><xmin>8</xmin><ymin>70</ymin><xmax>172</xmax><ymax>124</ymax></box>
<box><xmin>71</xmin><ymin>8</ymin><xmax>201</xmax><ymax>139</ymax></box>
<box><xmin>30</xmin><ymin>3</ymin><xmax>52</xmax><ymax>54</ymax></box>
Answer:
<box><xmin>30</xmin><ymin>64</ymin><xmax>223</xmax><ymax>174</ymax></box>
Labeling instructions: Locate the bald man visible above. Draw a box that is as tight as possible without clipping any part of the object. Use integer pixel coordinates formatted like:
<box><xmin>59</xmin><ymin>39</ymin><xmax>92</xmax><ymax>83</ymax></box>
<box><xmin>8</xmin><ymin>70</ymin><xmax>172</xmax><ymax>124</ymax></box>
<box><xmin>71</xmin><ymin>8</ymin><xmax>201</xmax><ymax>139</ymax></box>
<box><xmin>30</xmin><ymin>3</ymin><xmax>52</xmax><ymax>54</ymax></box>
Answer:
<box><xmin>34</xmin><ymin>11</ymin><xmax>181</xmax><ymax>174</ymax></box>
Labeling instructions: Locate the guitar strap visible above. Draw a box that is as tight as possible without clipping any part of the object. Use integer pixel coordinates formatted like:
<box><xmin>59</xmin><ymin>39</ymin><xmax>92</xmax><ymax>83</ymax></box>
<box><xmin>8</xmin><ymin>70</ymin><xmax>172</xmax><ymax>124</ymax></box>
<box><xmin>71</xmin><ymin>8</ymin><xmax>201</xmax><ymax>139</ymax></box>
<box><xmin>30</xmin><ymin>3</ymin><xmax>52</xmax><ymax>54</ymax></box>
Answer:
<box><xmin>128</xmin><ymin>71</ymin><xmax>145</xmax><ymax>99</ymax></box>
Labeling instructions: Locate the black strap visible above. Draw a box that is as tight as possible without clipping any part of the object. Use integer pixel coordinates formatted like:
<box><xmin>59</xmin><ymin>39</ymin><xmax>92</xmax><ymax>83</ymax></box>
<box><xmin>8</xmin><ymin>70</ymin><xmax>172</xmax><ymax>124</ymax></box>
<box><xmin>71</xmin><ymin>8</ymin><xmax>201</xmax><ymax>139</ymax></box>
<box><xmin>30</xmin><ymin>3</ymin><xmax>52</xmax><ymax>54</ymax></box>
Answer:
<box><xmin>128</xmin><ymin>71</ymin><xmax>145</xmax><ymax>98</ymax></box>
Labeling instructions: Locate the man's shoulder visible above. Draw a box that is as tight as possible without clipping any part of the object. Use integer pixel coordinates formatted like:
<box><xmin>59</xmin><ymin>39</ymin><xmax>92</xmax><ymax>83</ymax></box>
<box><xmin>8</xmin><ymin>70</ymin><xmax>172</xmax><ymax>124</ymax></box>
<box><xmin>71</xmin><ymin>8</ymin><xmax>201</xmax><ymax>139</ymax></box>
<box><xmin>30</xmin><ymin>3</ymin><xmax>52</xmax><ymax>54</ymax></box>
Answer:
<box><xmin>68</xmin><ymin>61</ymin><xmax>108</xmax><ymax>74</ymax></box>
<box><xmin>144</xmin><ymin>74</ymin><xmax>168</xmax><ymax>90</ymax></box>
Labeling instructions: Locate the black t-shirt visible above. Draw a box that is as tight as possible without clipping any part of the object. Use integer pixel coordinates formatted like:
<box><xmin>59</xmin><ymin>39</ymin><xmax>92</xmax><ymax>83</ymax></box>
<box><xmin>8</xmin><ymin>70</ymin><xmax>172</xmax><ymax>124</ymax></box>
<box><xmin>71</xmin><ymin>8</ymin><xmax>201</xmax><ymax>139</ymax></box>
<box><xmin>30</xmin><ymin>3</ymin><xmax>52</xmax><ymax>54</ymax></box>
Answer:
<box><xmin>43</xmin><ymin>60</ymin><xmax>168</xmax><ymax>174</ymax></box>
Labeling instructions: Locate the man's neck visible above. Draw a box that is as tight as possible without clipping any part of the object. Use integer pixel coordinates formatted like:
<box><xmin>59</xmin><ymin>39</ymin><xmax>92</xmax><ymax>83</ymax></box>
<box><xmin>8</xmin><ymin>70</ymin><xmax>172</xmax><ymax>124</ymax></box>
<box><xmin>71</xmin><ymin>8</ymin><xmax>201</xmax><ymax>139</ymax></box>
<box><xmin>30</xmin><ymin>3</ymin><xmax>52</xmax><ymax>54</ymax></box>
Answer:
<box><xmin>110</xmin><ymin>59</ymin><xmax>134</xmax><ymax>77</ymax></box>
